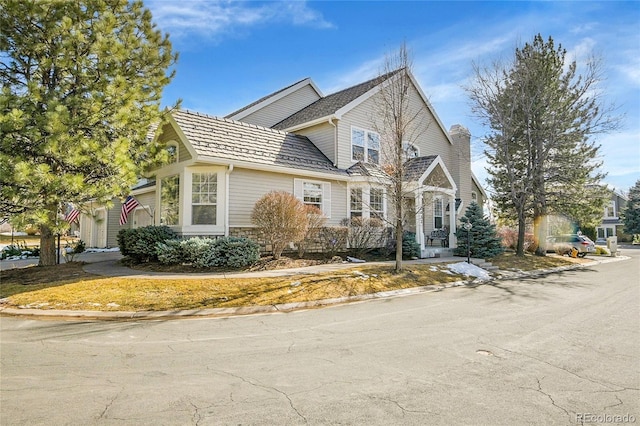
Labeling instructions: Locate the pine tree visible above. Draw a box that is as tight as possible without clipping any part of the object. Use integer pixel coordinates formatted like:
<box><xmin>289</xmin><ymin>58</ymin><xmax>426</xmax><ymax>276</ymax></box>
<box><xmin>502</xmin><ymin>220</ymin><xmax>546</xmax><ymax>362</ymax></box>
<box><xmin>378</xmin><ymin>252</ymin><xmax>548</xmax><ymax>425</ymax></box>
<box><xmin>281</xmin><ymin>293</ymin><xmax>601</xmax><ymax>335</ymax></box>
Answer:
<box><xmin>466</xmin><ymin>34</ymin><xmax>619</xmax><ymax>256</ymax></box>
<box><xmin>623</xmin><ymin>180</ymin><xmax>640</xmax><ymax>235</ymax></box>
<box><xmin>0</xmin><ymin>0</ymin><xmax>177</xmax><ymax>265</ymax></box>
<box><xmin>454</xmin><ymin>202</ymin><xmax>504</xmax><ymax>259</ymax></box>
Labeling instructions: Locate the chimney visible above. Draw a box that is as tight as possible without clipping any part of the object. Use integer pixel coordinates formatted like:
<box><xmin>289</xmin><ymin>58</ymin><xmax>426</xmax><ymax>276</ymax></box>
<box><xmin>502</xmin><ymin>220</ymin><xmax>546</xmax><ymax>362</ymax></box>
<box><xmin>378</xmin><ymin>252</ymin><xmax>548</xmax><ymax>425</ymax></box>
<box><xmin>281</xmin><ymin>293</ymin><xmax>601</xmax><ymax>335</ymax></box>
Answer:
<box><xmin>448</xmin><ymin>124</ymin><xmax>472</xmax><ymax>206</ymax></box>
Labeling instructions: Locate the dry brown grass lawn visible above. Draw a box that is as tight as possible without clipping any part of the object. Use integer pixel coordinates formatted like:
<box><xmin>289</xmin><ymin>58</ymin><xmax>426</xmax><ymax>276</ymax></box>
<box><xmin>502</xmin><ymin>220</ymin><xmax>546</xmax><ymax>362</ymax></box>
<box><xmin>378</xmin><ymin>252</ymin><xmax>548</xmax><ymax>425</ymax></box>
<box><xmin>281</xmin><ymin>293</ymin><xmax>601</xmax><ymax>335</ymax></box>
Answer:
<box><xmin>490</xmin><ymin>252</ymin><xmax>588</xmax><ymax>270</ymax></box>
<box><xmin>1</xmin><ymin>263</ymin><xmax>464</xmax><ymax>311</ymax></box>
<box><xmin>1</xmin><ymin>253</ymin><xmax>583</xmax><ymax>312</ymax></box>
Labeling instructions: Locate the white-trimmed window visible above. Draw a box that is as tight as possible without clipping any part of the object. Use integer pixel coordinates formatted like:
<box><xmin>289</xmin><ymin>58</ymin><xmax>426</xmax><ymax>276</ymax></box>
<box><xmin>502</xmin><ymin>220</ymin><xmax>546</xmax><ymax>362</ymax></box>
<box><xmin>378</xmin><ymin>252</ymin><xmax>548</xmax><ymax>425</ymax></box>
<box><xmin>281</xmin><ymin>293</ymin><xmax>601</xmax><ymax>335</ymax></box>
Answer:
<box><xmin>370</xmin><ymin>188</ymin><xmax>384</xmax><ymax>220</ymax></box>
<box><xmin>351</xmin><ymin>127</ymin><xmax>380</xmax><ymax>164</ymax></box>
<box><xmin>403</xmin><ymin>141</ymin><xmax>419</xmax><ymax>160</ymax></box>
<box><xmin>348</xmin><ymin>186</ymin><xmax>386</xmax><ymax>220</ymax></box>
<box><xmin>605</xmin><ymin>201</ymin><xmax>616</xmax><ymax>218</ymax></box>
<box><xmin>160</xmin><ymin>175</ymin><xmax>180</xmax><ymax>225</ymax></box>
<box><xmin>597</xmin><ymin>227</ymin><xmax>615</xmax><ymax>239</ymax></box>
<box><xmin>350</xmin><ymin>188</ymin><xmax>363</xmax><ymax>218</ymax></box>
<box><xmin>434</xmin><ymin>197</ymin><xmax>443</xmax><ymax>229</ymax></box>
<box><xmin>294</xmin><ymin>179</ymin><xmax>331</xmax><ymax>217</ymax></box>
<box><xmin>303</xmin><ymin>182</ymin><xmax>322</xmax><ymax>210</ymax></box>
<box><xmin>166</xmin><ymin>142</ymin><xmax>178</xmax><ymax>164</ymax></box>
<box><xmin>191</xmin><ymin>172</ymin><xmax>217</xmax><ymax>225</ymax></box>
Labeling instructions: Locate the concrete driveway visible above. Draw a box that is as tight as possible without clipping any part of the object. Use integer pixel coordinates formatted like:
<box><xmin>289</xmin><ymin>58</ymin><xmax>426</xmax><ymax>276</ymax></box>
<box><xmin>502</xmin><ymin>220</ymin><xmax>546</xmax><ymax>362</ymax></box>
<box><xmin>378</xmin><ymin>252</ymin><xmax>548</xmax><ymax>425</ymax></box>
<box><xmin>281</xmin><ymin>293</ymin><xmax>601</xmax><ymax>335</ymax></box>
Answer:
<box><xmin>1</xmin><ymin>248</ymin><xmax>638</xmax><ymax>425</ymax></box>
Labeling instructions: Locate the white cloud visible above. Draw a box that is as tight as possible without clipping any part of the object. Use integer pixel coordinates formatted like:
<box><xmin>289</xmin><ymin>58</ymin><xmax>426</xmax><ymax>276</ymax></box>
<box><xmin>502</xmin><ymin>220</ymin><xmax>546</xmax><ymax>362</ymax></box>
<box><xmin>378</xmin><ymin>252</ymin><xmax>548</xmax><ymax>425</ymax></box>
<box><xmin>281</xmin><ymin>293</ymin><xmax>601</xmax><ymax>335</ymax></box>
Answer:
<box><xmin>146</xmin><ymin>0</ymin><xmax>333</xmax><ymax>40</ymax></box>
<box><xmin>323</xmin><ymin>56</ymin><xmax>386</xmax><ymax>94</ymax></box>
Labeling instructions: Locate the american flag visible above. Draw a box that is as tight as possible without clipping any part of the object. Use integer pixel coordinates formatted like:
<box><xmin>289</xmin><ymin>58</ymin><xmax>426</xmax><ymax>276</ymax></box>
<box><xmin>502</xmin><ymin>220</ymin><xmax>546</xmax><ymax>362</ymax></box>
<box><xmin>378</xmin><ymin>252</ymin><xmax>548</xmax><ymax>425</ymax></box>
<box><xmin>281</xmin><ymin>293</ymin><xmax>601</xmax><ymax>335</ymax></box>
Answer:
<box><xmin>119</xmin><ymin>196</ymin><xmax>140</xmax><ymax>226</ymax></box>
<box><xmin>65</xmin><ymin>208</ymin><xmax>81</xmax><ymax>224</ymax></box>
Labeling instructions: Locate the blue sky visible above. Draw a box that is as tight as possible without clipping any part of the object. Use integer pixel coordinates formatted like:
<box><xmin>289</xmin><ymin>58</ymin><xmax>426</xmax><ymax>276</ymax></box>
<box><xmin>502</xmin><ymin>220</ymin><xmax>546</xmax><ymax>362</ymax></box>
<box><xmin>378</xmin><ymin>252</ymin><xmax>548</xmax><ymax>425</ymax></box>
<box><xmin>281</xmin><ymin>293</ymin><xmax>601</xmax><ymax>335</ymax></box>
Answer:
<box><xmin>146</xmin><ymin>0</ymin><xmax>640</xmax><ymax>194</ymax></box>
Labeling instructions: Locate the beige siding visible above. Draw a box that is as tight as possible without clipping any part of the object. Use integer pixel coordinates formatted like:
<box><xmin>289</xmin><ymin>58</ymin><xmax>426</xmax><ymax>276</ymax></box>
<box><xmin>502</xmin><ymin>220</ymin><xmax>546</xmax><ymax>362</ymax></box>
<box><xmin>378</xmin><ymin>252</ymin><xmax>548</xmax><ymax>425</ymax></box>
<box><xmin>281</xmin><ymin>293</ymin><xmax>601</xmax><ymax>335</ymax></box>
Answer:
<box><xmin>336</xmin><ymin>95</ymin><xmax>375</xmax><ymax>170</ymax></box>
<box><xmin>228</xmin><ymin>168</ymin><xmax>347</xmax><ymax>227</ymax></box>
<box><xmin>158</xmin><ymin>122</ymin><xmax>192</xmax><ymax>162</ymax></box>
<box><xmin>132</xmin><ymin>191</ymin><xmax>156</xmax><ymax>228</ymax></box>
<box><xmin>471</xmin><ymin>178</ymin><xmax>485</xmax><ymax>209</ymax></box>
<box><xmin>294</xmin><ymin>121</ymin><xmax>336</xmax><ymax>164</ymax></box>
<box><xmin>241</xmin><ymin>85</ymin><xmax>321</xmax><ymax>128</ymax></box>
<box><xmin>336</xmin><ymin>84</ymin><xmax>452</xmax><ymax>171</ymax></box>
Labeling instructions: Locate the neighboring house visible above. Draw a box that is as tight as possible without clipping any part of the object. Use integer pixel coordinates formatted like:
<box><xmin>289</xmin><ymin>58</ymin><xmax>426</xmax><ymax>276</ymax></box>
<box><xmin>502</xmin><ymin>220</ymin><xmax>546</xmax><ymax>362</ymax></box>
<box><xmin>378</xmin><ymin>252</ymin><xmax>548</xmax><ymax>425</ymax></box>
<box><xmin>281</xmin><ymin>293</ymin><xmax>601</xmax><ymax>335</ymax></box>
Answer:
<box><xmin>80</xmin><ymin>69</ymin><xmax>486</xmax><ymax>257</ymax></box>
<box><xmin>595</xmin><ymin>190</ymin><xmax>628</xmax><ymax>243</ymax></box>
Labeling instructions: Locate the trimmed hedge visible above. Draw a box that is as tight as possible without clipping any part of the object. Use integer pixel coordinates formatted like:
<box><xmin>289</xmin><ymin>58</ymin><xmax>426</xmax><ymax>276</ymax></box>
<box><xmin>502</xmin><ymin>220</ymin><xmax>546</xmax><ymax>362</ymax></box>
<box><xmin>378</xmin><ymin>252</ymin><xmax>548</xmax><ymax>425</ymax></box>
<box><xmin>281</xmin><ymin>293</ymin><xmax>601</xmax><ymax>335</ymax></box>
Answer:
<box><xmin>156</xmin><ymin>236</ymin><xmax>260</xmax><ymax>269</ymax></box>
<box><xmin>117</xmin><ymin>226</ymin><xmax>177</xmax><ymax>263</ymax></box>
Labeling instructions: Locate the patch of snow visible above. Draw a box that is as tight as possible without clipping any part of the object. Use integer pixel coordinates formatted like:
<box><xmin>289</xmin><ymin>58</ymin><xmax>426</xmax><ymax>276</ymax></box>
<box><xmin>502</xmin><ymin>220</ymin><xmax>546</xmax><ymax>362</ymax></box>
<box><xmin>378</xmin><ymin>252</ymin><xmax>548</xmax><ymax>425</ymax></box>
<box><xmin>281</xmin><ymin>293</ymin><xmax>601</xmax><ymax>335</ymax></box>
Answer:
<box><xmin>352</xmin><ymin>271</ymin><xmax>369</xmax><ymax>279</ymax></box>
<box><xmin>447</xmin><ymin>262</ymin><xmax>491</xmax><ymax>281</ymax></box>
<box><xmin>106</xmin><ymin>302</ymin><xmax>120</xmax><ymax>308</ymax></box>
<box><xmin>346</xmin><ymin>256</ymin><xmax>366</xmax><ymax>263</ymax></box>
<box><xmin>85</xmin><ymin>247</ymin><xmax>120</xmax><ymax>253</ymax></box>
<box><xmin>0</xmin><ymin>232</ymin><xmax>27</xmax><ymax>236</ymax></box>
<box><xmin>429</xmin><ymin>266</ymin><xmax>439</xmax><ymax>272</ymax></box>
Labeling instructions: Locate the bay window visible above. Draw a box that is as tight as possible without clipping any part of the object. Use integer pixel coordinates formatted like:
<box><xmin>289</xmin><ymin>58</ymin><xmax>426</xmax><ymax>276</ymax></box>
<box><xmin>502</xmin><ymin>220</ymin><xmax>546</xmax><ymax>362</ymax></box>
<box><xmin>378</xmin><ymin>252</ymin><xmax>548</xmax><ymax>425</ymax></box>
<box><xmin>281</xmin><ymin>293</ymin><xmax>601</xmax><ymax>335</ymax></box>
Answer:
<box><xmin>350</xmin><ymin>188</ymin><xmax>363</xmax><ymax>218</ymax></box>
<box><xmin>160</xmin><ymin>175</ymin><xmax>179</xmax><ymax>225</ymax></box>
<box><xmin>191</xmin><ymin>172</ymin><xmax>217</xmax><ymax>225</ymax></box>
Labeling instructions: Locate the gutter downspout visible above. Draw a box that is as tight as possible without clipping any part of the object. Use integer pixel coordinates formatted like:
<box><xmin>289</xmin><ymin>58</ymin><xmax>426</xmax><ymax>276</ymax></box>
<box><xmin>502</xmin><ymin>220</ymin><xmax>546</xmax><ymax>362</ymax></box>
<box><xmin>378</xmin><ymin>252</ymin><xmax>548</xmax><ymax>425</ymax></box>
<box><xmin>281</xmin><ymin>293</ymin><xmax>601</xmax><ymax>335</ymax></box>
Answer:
<box><xmin>225</xmin><ymin>163</ymin><xmax>234</xmax><ymax>237</ymax></box>
<box><xmin>328</xmin><ymin>117</ymin><xmax>338</xmax><ymax>167</ymax></box>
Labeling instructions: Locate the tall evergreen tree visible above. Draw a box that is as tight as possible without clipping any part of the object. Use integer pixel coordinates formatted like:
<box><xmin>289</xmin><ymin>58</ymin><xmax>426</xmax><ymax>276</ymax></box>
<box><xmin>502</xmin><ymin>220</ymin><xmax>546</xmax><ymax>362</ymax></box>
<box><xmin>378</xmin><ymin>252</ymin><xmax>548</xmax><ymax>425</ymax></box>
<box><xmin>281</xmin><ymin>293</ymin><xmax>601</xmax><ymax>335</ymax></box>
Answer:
<box><xmin>623</xmin><ymin>180</ymin><xmax>640</xmax><ymax>235</ymax></box>
<box><xmin>0</xmin><ymin>0</ymin><xmax>177</xmax><ymax>265</ymax></box>
<box><xmin>454</xmin><ymin>202</ymin><xmax>504</xmax><ymax>259</ymax></box>
<box><xmin>466</xmin><ymin>34</ymin><xmax>618</xmax><ymax>256</ymax></box>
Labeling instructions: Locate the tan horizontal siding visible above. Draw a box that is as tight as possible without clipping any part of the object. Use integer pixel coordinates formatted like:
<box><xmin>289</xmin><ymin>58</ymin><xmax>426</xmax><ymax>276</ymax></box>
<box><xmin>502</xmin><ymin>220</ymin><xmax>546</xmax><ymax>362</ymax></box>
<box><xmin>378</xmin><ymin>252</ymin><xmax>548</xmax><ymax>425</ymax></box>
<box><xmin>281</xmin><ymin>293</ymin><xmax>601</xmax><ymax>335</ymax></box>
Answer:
<box><xmin>228</xmin><ymin>168</ymin><xmax>347</xmax><ymax>226</ymax></box>
<box><xmin>294</xmin><ymin>121</ymin><xmax>336</xmax><ymax>164</ymax></box>
<box><xmin>242</xmin><ymin>85</ymin><xmax>321</xmax><ymax>128</ymax></box>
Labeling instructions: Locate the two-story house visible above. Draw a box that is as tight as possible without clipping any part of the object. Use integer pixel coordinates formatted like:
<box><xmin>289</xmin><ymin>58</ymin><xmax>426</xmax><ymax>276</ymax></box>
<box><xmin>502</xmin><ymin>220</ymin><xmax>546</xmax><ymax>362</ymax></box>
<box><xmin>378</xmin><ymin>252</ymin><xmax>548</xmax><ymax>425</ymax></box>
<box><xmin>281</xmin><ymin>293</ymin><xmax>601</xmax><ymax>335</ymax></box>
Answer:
<box><xmin>78</xmin><ymin>69</ymin><xmax>485</xmax><ymax>257</ymax></box>
<box><xmin>595</xmin><ymin>190</ymin><xmax>628</xmax><ymax>244</ymax></box>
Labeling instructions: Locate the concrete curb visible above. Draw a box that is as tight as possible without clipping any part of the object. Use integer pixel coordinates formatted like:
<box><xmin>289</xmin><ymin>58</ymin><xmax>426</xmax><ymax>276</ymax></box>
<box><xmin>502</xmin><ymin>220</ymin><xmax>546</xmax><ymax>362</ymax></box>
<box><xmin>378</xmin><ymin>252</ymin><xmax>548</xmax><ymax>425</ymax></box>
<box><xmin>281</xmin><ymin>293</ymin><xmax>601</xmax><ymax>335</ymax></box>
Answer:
<box><xmin>0</xmin><ymin>255</ymin><xmax>629</xmax><ymax>321</ymax></box>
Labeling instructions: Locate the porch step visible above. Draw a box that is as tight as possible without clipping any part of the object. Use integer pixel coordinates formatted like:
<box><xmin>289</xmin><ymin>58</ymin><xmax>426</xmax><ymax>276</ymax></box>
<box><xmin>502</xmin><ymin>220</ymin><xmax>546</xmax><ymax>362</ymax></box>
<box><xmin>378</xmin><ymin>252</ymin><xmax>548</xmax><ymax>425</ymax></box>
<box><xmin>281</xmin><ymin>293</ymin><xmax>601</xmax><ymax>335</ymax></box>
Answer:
<box><xmin>421</xmin><ymin>247</ymin><xmax>454</xmax><ymax>259</ymax></box>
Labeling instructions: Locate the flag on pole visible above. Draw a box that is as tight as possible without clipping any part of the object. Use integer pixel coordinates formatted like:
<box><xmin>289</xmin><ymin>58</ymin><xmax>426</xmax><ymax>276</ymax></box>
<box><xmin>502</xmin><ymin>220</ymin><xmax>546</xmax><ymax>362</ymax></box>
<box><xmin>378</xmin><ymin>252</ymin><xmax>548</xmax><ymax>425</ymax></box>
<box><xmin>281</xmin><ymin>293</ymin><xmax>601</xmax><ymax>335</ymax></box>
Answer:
<box><xmin>65</xmin><ymin>208</ymin><xmax>81</xmax><ymax>224</ymax></box>
<box><xmin>119</xmin><ymin>196</ymin><xmax>140</xmax><ymax>225</ymax></box>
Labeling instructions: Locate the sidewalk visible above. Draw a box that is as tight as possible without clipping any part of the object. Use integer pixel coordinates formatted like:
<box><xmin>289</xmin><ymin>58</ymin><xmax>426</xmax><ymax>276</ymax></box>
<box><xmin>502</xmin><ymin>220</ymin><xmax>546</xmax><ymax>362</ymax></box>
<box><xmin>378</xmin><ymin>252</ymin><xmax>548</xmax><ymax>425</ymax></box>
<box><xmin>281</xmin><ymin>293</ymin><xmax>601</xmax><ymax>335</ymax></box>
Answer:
<box><xmin>82</xmin><ymin>255</ymin><xmax>460</xmax><ymax>279</ymax></box>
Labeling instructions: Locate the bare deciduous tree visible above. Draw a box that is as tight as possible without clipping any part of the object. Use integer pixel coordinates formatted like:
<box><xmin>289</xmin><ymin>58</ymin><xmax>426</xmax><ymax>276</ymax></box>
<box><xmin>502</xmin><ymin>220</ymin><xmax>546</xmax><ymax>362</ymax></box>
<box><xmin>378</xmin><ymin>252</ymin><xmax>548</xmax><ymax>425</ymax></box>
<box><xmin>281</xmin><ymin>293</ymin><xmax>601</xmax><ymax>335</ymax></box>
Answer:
<box><xmin>371</xmin><ymin>43</ymin><xmax>430</xmax><ymax>271</ymax></box>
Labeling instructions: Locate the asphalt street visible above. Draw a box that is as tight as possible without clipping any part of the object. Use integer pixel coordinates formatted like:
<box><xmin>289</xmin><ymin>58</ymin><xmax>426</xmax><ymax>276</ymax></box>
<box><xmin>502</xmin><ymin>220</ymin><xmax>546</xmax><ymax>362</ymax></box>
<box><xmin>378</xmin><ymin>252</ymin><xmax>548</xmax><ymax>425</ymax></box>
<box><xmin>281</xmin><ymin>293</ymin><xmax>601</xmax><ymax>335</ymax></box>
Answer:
<box><xmin>1</xmin><ymin>250</ymin><xmax>639</xmax><ymax>425</ymax></box>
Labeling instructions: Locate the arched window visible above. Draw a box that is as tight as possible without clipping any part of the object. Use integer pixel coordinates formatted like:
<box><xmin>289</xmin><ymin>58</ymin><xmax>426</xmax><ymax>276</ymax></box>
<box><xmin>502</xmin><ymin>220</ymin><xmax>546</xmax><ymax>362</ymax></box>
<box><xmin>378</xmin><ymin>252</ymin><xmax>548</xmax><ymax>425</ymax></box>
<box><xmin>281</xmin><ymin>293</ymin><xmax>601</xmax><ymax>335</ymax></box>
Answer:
<box><xmin>166</xmin><ymin>142</ymin><xmax>178</xmax><ymax>164</ymax></box>
<box><xmin>403</xmin><ymin>142</ymin><xmax>419</xmax><ymax>160</ymax></box>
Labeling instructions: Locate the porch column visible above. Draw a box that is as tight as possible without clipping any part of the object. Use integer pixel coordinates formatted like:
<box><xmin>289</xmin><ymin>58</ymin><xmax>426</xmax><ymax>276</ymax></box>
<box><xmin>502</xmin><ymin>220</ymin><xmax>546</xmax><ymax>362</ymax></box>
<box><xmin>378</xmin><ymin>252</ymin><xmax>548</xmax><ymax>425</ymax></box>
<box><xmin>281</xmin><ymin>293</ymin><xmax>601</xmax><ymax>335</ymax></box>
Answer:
<box><xmin>448</xmin><ymin>194</ymin><xmax>457</xmax><ymax>248</ymax></box>
<box><xmin>415</xmin><ymin>190</ymin><xmax>425</xmax><ymax>252</ymax></box>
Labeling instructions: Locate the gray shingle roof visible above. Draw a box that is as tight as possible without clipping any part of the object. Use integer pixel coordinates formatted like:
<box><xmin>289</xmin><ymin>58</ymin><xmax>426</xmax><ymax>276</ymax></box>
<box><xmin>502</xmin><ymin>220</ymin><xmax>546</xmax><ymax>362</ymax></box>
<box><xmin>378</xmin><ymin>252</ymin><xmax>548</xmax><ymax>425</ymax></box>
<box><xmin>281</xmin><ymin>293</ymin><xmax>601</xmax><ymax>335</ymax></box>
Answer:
<box><xmin>171</xmin><ymin>110</ymin><xmax>347</xmax><ymax>176</ymax></box>
<box><xmin>346</xmin><ymin>162</ymin><xmax>390</xmax><ymax>180</ymax></box>
<box><xmin>272</xmin><ymin>69</ymin><xmax>401</xmax><ymax>130</ymax></box>
<box><xmin>402</xmin><ymin>155</ymin><xmax>437</xmax><ymax>182</ymax></box>
<box><xmin>224</xmin><ymin>77</ymin><xmax>309</xmax><ymax>119</ymax></box>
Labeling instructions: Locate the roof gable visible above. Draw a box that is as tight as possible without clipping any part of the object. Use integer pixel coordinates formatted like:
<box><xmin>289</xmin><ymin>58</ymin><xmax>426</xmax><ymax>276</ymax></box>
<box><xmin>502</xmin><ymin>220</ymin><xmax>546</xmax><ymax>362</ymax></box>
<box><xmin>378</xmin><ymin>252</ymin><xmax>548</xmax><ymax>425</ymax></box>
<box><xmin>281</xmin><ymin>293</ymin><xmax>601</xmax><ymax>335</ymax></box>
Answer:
<box><xmin>272</xmin><ymin>70</ymin><xmax>400</xmax><ymax>131</ymax></box>
<box><xmin>170</xmin><ymin>110</ymin><xmax>346</xmax><ymax>176</ymax></box>
<box><xmin>225</xmin><ymin>78</ymin><xmax>323</xmax><ymax>122</ymax></box>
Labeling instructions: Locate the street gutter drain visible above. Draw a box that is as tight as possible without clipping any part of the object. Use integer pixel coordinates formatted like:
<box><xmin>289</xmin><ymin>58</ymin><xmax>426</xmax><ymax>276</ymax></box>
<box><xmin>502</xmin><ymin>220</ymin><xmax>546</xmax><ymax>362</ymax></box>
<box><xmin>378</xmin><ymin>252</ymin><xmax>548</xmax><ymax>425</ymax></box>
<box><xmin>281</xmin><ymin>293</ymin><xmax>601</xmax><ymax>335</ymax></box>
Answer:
<box><xmin>476</xmin><ymin>349</ymin><xmax>494</xmax><ymax>356</ymax></box>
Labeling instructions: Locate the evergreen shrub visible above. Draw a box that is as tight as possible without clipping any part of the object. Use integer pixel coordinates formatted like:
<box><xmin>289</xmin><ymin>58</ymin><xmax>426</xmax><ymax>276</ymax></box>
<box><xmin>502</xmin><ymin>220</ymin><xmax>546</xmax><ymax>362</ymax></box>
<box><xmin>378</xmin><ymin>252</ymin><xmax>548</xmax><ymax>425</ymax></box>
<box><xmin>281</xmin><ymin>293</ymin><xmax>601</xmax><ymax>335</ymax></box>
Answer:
<box><xmin>117</xmin><ymin>226</ymin><xmax>176</xmax><ymax>263</ymax></box>
<box><xmin>454</xmin><ymin>202</ymin><xmax>504</xmax><ymax>259</ymax></box>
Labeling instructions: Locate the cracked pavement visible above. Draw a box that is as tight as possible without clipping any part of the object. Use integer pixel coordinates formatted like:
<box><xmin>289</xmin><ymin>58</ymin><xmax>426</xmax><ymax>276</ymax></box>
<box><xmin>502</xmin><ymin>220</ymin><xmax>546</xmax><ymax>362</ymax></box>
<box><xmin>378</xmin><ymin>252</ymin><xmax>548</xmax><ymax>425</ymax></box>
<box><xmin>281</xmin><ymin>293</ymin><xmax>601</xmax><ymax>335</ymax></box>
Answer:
<box><xmin>1</xmin><ymin>249</ymin><xmax>639</xmax><ymax>425</ymax></box>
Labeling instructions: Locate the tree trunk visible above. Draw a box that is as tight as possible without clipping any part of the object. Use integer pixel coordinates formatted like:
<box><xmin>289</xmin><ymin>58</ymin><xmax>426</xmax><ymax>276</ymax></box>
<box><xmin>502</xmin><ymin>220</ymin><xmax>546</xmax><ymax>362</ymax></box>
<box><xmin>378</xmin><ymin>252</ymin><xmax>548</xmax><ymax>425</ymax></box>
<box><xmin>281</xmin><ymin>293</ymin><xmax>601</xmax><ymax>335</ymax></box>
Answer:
<box><xmin>395</xmin><ymin>218</ymin><xmax>403</xmax><ymax>272</ymax></box>
<box><xmin>39</xmin><ymin>224</ymin><xmax>57</xmax><ymax>266</ymax></box>
<box><xmin>516</xmin><ymin>212</ymin><xmax>526</xmax><ymax>256</ymax></box>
